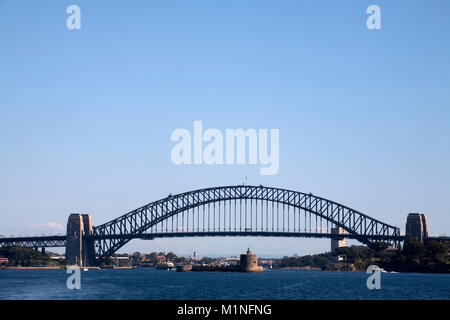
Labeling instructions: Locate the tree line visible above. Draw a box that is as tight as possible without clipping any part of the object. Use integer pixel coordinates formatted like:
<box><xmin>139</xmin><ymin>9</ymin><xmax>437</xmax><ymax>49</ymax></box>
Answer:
<box><xmin>272</xmin><ymin>237</ymin><xmax>449</xmax><ymax>273</ymax></box>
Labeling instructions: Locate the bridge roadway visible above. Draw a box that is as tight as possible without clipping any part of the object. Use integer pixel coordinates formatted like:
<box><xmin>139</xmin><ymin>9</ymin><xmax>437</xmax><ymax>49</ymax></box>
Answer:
<box><xmin>92</xmin><ymin>231</ymin><xmax>406</xmax><ymax>242</ymax></box>
<box><xmin>0</xmin><ymin>235</ymin><xmax>66</xmax><ymax>248</ymax></box>
<box><xmin>2</xmin><ymin>232</ymin><xmax>448</xmax><ymax>249</ymax></box>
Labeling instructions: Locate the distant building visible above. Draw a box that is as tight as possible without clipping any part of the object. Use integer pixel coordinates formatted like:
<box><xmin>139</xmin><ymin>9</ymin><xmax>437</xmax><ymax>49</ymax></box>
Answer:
<box><xmin>155</xmin><ymin>255</ymin><xmax>166</xmax><ymax>263</ymax></box>
<box><xmin>223</xmin><ymin>257</ymin><xmax>239</xmax><ymax>263</ymax></box>
<box><xmin>258</xmin><ymin>259</ymin><xmax>273</xmax><ymax>268</ymax></box>
<box><xmin>331</xmin><ymin>227</ymin><xmax>347</xmax><ymax>261</ymax></box>
<box><xmin>50</xmin><ymin>256</ymin><xmax>65</xmax><ymax>260</ymax></box>
<box><xmin>112</xmin><ymin>256</ymin><xmax>130</xmax><ymax>267</ymax></box>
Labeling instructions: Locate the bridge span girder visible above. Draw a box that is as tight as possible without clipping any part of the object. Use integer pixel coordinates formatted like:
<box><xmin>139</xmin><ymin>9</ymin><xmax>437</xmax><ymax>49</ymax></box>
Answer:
<box><xmin>0</xmin><ymin>236</ymin><xmax>66</xmax><ymax>249</ymax></box>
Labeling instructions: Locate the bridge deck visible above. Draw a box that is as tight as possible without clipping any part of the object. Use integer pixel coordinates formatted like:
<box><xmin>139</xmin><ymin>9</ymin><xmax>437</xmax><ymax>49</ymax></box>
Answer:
<box><xmin>0</xmin><ymin>235</ymin><xmax>66</xmax><ymax>248</ymax></box>
<box><xmin>0</xmin><ymin>231</ymin><xmax>410</xmax><ymax>249</ymax></box>
<box><xmin>91</xmin><ymin>231</ymin><xmax>406</xmax><ymax>242</ymax></box>
<box><xmin>1</xmin><ymin>233</ymin><xmax>448</xmax><ymax>249</ymax></box>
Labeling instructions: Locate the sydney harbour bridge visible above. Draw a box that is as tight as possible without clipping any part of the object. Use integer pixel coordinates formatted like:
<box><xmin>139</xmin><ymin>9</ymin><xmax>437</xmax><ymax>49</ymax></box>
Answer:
<box><xmin>0</xmin><ymin>185</ymin><xmax>447</xmax><ymax>266</ymax></box>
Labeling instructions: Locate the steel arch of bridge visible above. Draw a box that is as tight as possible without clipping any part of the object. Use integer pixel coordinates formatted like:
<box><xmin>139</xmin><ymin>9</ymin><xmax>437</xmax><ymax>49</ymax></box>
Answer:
<box><xmin>93</xmin><ymin>185</ymin><xmax>401</xmax><ymax>264</ymax></box>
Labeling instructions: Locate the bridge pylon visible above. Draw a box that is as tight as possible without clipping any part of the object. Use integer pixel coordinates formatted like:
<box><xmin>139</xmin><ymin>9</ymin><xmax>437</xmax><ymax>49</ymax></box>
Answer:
<box><xmin>405</xmin><ymin>213</ymin><xmax>428</xmax><ymax>243</ymax></box>
<box><xmin>65</xmin><ymin>213</ymin><xmax>96</xmax><ymax>266</ymax></box>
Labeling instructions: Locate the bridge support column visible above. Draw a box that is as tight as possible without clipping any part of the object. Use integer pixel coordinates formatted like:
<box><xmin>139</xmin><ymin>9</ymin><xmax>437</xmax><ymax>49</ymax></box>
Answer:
<box><xmin>65</xmin><ymin>213</ymin><xmax>96</xmax><ymax>266</ymax></box>
<box><xmin>405</xmin><ymin>213</ymin><xmax>428</xmax><ymax>243</ymax></box>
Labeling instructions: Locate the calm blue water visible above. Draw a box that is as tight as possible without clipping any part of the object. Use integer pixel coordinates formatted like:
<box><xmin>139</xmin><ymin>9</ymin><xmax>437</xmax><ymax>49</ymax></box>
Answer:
<box><xmin>0</xmin><ymin>269</ymin><xmax>449</xmax><ymax>300</ymax></box>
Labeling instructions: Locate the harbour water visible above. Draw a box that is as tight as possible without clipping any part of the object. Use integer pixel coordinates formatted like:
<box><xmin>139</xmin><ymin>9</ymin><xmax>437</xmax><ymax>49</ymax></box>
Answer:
<box><xmin>0</xmin><ymin>269</ymin><xmax>449</xmax><ymax>300</ymax></box>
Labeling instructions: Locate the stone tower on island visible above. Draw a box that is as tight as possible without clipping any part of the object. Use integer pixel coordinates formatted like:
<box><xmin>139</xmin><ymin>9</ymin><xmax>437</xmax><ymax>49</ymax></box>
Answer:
<box><xmin>239</xmin><ymin>248</ymin><xmax>263</xmax><ymax>272</ymax></box>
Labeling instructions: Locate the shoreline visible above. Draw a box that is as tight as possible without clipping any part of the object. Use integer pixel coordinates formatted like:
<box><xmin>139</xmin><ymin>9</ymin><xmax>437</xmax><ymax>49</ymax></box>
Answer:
<box><xmin>277</xmin><ymin>267</ymin><xmax>322</xmax><ymax>271</ymax></box>
<box><xmin>2</xmin><ymin>266</ymin><xmax>64</xmax><ymax>270</ymax></box>
<box><xmin>1</xmin><ymin>266</ymin><xmax>447</xmax><ymax>274</ymax></box>
<box><xmin>1</xmin><ymin>266</ymin><xmax>100</xmax><ymax>270</ymax></box>
<box><xmin>0</xmin><ymin>266</ymin><xmax>363</xmax><ymax>272</ymax></box>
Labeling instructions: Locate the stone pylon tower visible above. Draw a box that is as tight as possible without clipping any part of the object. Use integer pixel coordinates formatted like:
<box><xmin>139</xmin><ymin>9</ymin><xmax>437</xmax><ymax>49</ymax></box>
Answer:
<box><xmin>405</xmin><ymin>213</ymin><xmax>428</xmax><ymax>243</ymax></box>
<box><xmin>65</xmin><ymin>213</ymin><xmax>96</xmax><ymax>266</ymax></box>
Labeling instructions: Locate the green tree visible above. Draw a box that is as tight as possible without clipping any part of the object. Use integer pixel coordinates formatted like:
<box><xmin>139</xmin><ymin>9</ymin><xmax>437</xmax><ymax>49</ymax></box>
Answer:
<box><xmin>166</xmin><ymin>252</ymin><xmax>177</xmax><ymax>261</ymax></box>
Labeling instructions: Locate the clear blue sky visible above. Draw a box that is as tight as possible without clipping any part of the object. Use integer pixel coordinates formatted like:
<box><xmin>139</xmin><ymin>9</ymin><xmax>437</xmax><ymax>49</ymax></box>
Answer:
<box><xmin>1</xmin><ymin>0</ymin><xmax>449</xmax><ymax>257</ymax></box>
